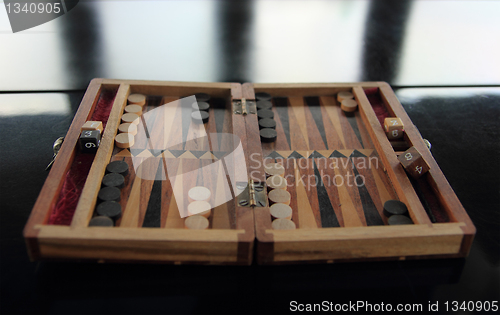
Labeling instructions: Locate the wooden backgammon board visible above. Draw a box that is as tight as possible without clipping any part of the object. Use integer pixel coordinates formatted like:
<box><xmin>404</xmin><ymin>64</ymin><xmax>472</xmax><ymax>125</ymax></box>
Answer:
<box><xmin>23</xmin><ymin>79</ymin><xmax>475</xmax><ymax>265</ymax></box>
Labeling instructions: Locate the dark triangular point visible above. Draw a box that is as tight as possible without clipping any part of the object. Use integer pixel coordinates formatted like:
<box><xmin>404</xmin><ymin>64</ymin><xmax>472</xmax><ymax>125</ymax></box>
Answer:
<box><xmin>350</xmin><ymin>149</ymin><xmax>367</xmax><ymax>158</ymax></box>
<box><xmin>181</xmin><ymin>107</ymin><xmax>192</xmax><ymax>150</ymax></box>
<box><xmin>142</xmin><ymin>160</ymin><xmax>163</xmax><ymax>228</ymax></box>
<box><xmin>213</xmin><ymin>99</ymin><xmax>226</xmax><ymax>151</ymax></box>
<box><xmin>308</xmin><ymin>151</ymin><xmax>325</xmax><ymax>159</ymax></box>
<box><xmin>313</xmin><ymin>160</ymin><xmax>340</xmax><ymax>227</ymax></box>
<box><xmin>288</xmin><ymin>151</ymin><xmax>305</xmax><ymax>159</ymax></box>
<box><xmin>351</xmin><ymin>165</ymin><xmax>384</xmax><ymax>226</ymax></box>
<box><xmin>150</xmin><ymin>149</ymin><xmax>164</xmax><ymax>157</ymax></box>
<box><xmin>304</xmin><ymin>97</ymin><xmax>328</xmax><ymax>149</ymax></box>
<box><xmin>329</xmin><ymin>150</ymin><xmax>347</xmax><ymax>158</ymax></box>
<box><xmin>346</xmin><ymin>116</ymin><xmax>364</xmax><ymax>147</ymax></box>
<box><xmin>274</xmin><ymin>97</ymin><xmax>292</xmax><ymax>149</ymax></box>
<box><xmin>130</xmin><ymin>149</ymin><xmax>145</xmax><ymax>156</ymax></box>
<box><xmin>212</xmin><ymin>151</ymin><xmax>227</xmax><ymax>159</ymax></box>
<box><xmin>170</xmin><ymin>149</ymin><xmax>186</xmax><ymax>158</ymax></box>
<box><xmin>191</xmin><ymin>150</ymin><xmax>207</xmax><ymax>159</ymax></box>
<box><xmin>267</xmin><ymin>151</ymin><xmax>285</xmax><ymax>159</ymax></box>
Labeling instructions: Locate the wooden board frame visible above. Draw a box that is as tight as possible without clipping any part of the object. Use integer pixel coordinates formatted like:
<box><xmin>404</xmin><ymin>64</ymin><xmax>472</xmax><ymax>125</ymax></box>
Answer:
<box><xmin>23</xmin><ymin>80</ymin><xmax>475</xmax><ymax>265</ymax></box>
<box><xmin>249</xmin><ymin>82</ymin><xmax>475</xmax><ymax>264</ymax></box>
<box><xmin>24</xmin><ymin>79</ymin><xmax>254</xmax><ymax>265</ymax></box>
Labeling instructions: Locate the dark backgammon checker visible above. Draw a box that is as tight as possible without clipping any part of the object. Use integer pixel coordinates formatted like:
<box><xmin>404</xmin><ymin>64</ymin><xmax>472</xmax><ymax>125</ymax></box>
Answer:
<box><xmin>258</xmin><ymin>118</ymin><xmax>276</xmax><ymax>130</ymax></box>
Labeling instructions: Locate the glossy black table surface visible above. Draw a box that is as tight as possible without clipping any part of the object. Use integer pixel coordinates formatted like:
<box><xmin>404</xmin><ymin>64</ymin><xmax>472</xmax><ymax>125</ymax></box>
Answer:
<box><xmin>0</xmin><ymin>1</ymin><xmax>499</xmax><ymax>314</ymax></box>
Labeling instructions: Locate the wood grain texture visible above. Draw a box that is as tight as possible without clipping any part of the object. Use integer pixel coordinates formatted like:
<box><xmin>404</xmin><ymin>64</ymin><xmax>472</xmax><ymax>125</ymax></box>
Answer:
<box><xmin>294</xmin><ymin>159</ymin><xmax>319</xmax><ymax>229</ymax></box>
<box><xmin>320</xmin><ymin>96</ymin><xmax>347</xmax><ymax>149</ymax></box>
<box><xmin>353</xmin><ymin>86</ymin><xmax>432</xmax><ymax>226</ymax></box>
<box><xmin>251</xmin><ymin>82</ymin><xmax>473</xmax><ymax>263</ymax></box>
<box><xmin>37</xmin><ymin>224</ymin><xmax>245</xmax><ymax>263</ymax></box>
<box><xmin>24</xmin><ymin>79</ymin><xmax>104</xmax><ymax>239</ymax></box>
<box><xmin>26</xmin><ymin>80</ymin><xmax>474</xmax><ymax>264</ymax></box>
<box><xmin>379</xmin><ymin>85</ymin><xmax>473</xmax><ymax>225</ymax></box>
<box><xmin>268</xmin><ymin>223</ymin><xmax>465</xmax><ymax>262</ymax></box>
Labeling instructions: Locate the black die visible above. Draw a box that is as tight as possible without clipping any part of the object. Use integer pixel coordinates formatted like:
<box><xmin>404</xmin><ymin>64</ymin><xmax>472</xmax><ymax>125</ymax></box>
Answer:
<box><xmin>79</xmin><ymin>130</ymin><xmax>101</xmax><ymax>153</ymax></box>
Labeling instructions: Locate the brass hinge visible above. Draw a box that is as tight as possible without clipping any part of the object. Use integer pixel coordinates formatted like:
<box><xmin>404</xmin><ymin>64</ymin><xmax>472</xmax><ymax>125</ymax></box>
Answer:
<box><xmin>236</xmin><ymin>179</ymin><xmax>267</xmax><ymax>207</ymax></box>
<box><xmin>232</xmin><ymin>98</ymin><xmax>256</xmax><ymax>115</ymax></box>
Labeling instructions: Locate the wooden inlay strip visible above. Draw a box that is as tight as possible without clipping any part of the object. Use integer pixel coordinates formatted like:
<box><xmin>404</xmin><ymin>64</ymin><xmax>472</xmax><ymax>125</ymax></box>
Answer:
<box><xmin>303</xmin><ymin>97</ymin><xmax>327</xmax><ymax>150</ymax></box>
<box><xmin>319</xmin><ymin>100</ymin><xmax>344</xmax><ymax>150</ymax></box>
<box><xmin>332</xmin><ymin>161</ymin><xmax>364</xmax><ymax>227</ymax></box>
<box><xmin>288</xmin><ymin>96</ymin><xmax>310</xmax><ymax>150</ymax></box>
<box><xmin>294</xmin><ymin>159</ymin><xmax>318</xmax><ymax>229</ymax></box>
<box><xmin>320</xmin><ymin>96</ymin><xmax>346</xmax><ymax>149</ymax></box>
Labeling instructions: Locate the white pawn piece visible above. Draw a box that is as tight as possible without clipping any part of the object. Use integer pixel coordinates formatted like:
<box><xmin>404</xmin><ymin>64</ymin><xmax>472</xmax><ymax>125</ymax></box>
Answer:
<box><xmin>340</xmin><ymin>99</ymin><xmax>358</xmax><ymax>113</ymax></box>
<box><xmin>128</xmin><ymin>93</ymin><xmax>146</xmax><ymax>106</ymax></box>
<box><xmin>124</xmin><ymin>105</ymin><xmax>143</xmax><ymax>116</ymax></box>
<box><xmin>115</xmin><ymin>133</ymin><xmax>135</xmax><ymax>149</ymax></box>
<box><xmin>184</xmin><ymin>215</ymin><xmax>209</xmax><ymax>230</ymax></box>
<box><xmin>271</xmin><ymin>218</ymin><xmax>296</xmax><ymax>230</ymax></box>
<box><xmin>121</xmin><ymin>113</ymin><xmax>140</xmax><ymax>125</ymax></box>
<box><xmin>118</xmin><ymin>123</ymin><xmax>138</xmax><ymax>136</ymax></box>
<box><xmin>188</xmin><ymin>201</ymin><xmax>212</xmax><ymax>218</ymax></box>
<box><xmin>188</xmin><ymin>186</ymin><xmax>211</xmax><ymax>202</ymax></box>
<box><xmin>337</xmin><ymin>91</ymin><xmax>354</xmax><ymax>103</ymax></box>
<box><xmin>268</xmin><ymin>189</ymin><xmax>291</xmax><ymax>205</ymax></box>
<box><xmin>270</xmin><ymin>203</ymin><xmax>293</xmax><ymax>220</ymax></box>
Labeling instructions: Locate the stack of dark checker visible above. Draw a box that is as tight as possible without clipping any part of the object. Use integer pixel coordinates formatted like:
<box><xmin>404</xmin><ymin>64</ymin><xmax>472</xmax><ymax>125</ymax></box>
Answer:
<box><xmin>89</xmin><ymin>160</ymin><xmax>129</xmax><ymax>226</ymax></box>
<box><xmin>383</xmin><ymin>200</ymin><xmax>414</xmax><ymax>225</ymax></box>
<box><xmin>256</xmin><ymin>92</ymin><xmax>277</xmax><ymax>143</ymax></box>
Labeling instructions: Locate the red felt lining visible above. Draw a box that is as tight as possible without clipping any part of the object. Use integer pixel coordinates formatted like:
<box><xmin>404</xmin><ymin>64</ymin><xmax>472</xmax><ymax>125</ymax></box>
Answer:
<box><xmin>48</xmin><ymin>89</ymin><xmax>117</xmax><ymax>225</ymax></box>
<box><xmin>364</xmin><ymin>87</ymin><xmax>389</xmax><ymax>127</ymax></box>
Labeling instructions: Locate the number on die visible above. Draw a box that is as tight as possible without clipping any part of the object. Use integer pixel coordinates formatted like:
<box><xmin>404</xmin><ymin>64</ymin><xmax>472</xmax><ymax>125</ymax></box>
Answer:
<box><xmin>79</xmin><ymin>121</ymin><xmax>102</xmax><ymax>153</ymax></box>
<box><xmin>384</xmin><ymin>117</ymin><xmax>404</xmax><ymax>140</ymax></box>
<box><xmin>398</xmin><ymin>146</ymin><xmax>430</xmax><ymax>179</ymax></box>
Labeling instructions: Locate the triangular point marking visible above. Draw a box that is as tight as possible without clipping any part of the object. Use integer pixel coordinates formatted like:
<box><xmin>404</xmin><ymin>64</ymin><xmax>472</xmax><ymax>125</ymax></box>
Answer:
<box><xmin>169</xmin><ymin>150</ymin><xmax>186</xmax><ymax>158</ymax></box>
<box><xmin>330</xmin><ymin>150</ymin><xmax>347</xmax><ymax>158</ymax></box>
<box><xmin>338</xmin><ymin>149</ymin><xmax>354</xmax><ymax>157</ymax></box>
<box><xmin>191</xmin><ymin>150</ymin><xmax>207</xmax><ymax>159</ymax></box>
<box><xmin>266</xmin><ymin>151</ymin><xmax>285</xmax><ymax>159</ymax></box>
<box><xmin>178</xmin><ymin>151</ymin><xmax>198</xmax><ymax>159</ymax></box>
<box><xmin>199</xmin><ymin>151</ymin><xmax>217</xmax><ymax>160</ymax></box>
<box><xmin>288</xmin><ymin>151</ymin><xmax>305</xmax><ymax>159</ymax></box>
<box><xmin>162</xmin><ymin>150</ymin><xmax>176</xmax><ymax>159</ymax></box>
<box><xmin>350</xmin><ymin>149</ymin><xmax>367</xmax><ymax>158</ymax></box>
<box><xmin>136</xmin><ymin>150</ymin><xmax>153</xmax><ymax>158</ymax></box>
<box><xmin>115</xmin><ymin>149</ymin><xmax>132</xmax><ymax>157</ymax></box>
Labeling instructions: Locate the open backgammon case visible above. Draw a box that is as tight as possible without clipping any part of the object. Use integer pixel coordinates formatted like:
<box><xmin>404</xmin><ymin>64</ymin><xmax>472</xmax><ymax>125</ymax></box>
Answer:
<box><xmin>24</xmin><ymin>79</ymin><xmax>475</xmax><ymax>265</ymax></box>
